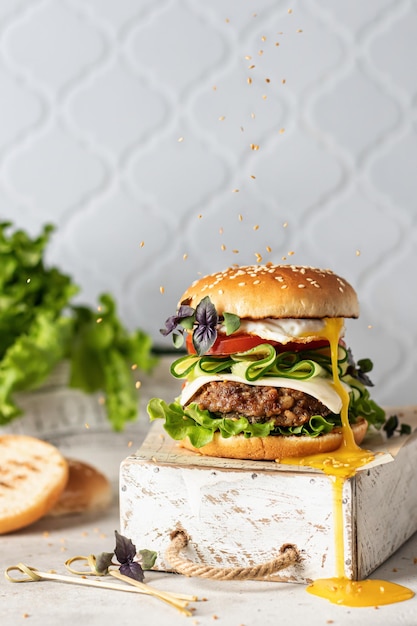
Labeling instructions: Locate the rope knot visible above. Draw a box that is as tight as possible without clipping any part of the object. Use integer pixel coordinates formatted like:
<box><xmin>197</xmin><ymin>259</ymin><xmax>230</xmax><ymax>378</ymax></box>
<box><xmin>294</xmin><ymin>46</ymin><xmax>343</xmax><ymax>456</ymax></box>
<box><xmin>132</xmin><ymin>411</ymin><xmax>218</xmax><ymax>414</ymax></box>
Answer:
<box><xmin>165</xmin><ymin>526</ymin><xmax>301</xmax><ymax>581</ymax></box>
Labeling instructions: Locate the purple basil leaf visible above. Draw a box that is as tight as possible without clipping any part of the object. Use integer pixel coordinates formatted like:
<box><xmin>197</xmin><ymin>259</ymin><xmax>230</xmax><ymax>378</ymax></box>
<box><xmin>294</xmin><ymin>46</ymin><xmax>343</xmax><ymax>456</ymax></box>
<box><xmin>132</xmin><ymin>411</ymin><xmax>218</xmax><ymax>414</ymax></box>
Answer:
<box><xmin>193</xmin><ymin>324</ymin><xmax>217</xmax><ymax>355</ymax></box>
<box><xmin>195</xmin><ymin>296</ymin><xmax>218</xmax><ymax>328</ymax></box>
<box><xmin>114</xmin><ymin>530</ymin><xmax>136</xmax><ymax>564</ymax></box>
<box><xmin>160</xmin><ymin>305</ymin><xmax>195</xmax><ymax>337</ymax></box>
<box><xmin>192</xmin><ymin>297</ymin><xmax>218</xmax><ymax>355</ymax></box>
<box><xmin>119</xmin><ymin>561</ymin><xmax>144</xmax><ymax>583</ymax></box>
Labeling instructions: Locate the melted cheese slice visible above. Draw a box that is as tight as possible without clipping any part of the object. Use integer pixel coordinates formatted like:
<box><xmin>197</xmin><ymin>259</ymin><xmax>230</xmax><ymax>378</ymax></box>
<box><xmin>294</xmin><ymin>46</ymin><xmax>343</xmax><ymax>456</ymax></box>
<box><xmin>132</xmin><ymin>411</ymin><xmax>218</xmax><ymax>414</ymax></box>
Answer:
<box><xmin>179</xmin><ymin>374</ymin><xmax>351</xmax><ymax>414</ymax></box>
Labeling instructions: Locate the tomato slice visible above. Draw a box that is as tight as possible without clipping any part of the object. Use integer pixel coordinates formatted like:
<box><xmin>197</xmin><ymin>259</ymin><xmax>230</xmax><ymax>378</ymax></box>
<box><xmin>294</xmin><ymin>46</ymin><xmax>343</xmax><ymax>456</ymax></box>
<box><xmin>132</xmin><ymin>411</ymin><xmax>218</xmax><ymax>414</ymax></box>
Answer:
<box><xmin>185</xmin><ymin>333</ymin><xmax>331</xmax><ymax>356</ymax></box>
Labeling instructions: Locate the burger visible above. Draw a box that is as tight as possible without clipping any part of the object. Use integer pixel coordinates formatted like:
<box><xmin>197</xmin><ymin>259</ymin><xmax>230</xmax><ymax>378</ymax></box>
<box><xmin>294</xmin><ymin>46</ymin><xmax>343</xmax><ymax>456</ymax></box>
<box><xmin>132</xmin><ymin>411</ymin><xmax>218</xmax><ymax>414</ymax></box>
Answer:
<box><xmin>147</xmin><ymin>264</ymin><xmax>385</xmax><ymax>460</ymax></box>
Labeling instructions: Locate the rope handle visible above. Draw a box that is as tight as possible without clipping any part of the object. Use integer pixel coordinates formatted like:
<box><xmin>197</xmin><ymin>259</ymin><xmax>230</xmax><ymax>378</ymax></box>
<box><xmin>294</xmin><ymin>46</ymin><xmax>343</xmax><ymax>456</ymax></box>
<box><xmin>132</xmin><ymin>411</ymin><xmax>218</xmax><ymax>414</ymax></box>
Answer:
<box><xmin>165</xmin><ymin>528</ymin><xmax>301</xmax><ymax>581</ymax></box>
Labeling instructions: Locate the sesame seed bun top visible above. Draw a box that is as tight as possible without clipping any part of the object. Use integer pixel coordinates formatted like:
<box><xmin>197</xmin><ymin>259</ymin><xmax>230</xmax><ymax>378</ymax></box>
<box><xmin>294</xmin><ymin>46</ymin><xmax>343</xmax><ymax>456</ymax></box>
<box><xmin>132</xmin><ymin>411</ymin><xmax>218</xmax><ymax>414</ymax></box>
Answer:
<box><xmin>179</xmin><ymin>264</ymin><xmax>359</xmax><ymax>320</ymax></box>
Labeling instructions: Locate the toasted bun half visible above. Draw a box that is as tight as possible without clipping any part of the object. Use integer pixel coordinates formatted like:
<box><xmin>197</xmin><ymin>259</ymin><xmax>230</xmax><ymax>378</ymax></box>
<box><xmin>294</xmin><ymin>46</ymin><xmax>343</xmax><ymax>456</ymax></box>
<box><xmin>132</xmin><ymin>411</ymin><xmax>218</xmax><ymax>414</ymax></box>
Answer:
<box><xmin>0</xmin><ymin>435</ymin><xmax>69</xmax><ymax>534</ymax></box>
<box><xmin>48</xmin><ymin>458</ymin><xmax>112</xmax><ymax>517</ymax></box>
<box><xmin>180</xmin><ymin>418</ymin><xmax>368</xmax><ymax>461</ymax></box>
<box><xmin>180</xmin><ymin>264</ymin><xmax>359</xmax><ymax>320</ymax></box>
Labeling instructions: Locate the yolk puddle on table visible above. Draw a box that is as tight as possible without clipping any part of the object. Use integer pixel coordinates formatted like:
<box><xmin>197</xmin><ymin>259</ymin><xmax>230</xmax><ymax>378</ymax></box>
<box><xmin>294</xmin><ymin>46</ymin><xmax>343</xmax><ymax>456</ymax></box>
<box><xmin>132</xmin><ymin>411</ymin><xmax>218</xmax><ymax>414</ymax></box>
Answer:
<box><xmin>280</xmin><ymin>318</ymin><xmax>414</xmax><ymax>607</ymax></box>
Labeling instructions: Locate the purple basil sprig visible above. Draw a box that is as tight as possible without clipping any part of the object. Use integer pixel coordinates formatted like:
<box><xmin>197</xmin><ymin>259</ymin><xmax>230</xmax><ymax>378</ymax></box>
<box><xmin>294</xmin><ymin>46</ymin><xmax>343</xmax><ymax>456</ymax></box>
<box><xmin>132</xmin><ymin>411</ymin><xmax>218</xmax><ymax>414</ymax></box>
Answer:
<box><xmin>114</xmin><ymin>530</ymin><xmax>144</xmax><ymax>582</ymax></box>
<box><xmin>160</xmin><ymin>295</ymin><xmax>240</xmax><ymax>355</ymax></box>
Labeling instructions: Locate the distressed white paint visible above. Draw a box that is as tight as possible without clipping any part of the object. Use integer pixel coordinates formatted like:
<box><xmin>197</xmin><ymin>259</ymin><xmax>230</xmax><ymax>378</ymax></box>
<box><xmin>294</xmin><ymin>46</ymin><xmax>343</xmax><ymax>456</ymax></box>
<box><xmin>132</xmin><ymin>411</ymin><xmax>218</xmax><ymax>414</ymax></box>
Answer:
<box><xmin>119</xmin><ymin>410</ymin><xmax>417</xmax><ymax>583</ymax></box>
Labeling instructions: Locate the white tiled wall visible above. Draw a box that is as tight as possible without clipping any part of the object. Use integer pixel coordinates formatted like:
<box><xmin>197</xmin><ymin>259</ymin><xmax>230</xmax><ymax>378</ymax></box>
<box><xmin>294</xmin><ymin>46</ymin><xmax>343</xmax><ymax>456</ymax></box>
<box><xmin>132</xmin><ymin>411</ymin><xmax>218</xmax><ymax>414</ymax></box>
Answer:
<box><xmin>1</xmin><ymin>0</ymin><xmax>416</xmax><ymax>406</ymax></box>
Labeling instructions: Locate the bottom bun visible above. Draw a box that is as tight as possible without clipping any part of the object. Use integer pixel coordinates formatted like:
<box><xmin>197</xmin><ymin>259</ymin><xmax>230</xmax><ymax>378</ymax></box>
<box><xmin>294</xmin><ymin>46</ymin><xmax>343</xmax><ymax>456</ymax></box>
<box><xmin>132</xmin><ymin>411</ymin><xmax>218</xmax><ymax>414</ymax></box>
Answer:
<box><xmin>47</xmin><ymin>458</ymin><xmax>112</xmax><ymax>517</ymax></box>
<box><xmin>180</xmin><ymin>418</ymin><xmax>368</xmax><ymax>461</ymax></box>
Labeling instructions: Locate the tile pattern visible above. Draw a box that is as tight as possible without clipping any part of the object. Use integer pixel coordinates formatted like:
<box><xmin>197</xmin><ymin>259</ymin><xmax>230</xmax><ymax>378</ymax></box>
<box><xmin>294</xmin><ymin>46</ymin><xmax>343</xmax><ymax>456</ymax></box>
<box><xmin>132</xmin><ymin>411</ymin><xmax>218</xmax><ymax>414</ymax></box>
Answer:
<box><xmin>0</xmin><ymin>0</ymin><xmax>416</xmax><ymax>405</ymax></box>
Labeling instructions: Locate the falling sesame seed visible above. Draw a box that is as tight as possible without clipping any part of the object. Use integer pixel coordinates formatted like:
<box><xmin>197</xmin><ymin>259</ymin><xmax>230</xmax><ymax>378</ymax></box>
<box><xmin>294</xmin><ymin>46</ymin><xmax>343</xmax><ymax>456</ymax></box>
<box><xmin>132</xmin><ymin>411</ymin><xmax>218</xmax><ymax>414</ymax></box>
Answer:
<box><xmin>213</xmin><ymin>85</ymin><xmax>217</xmax><ymax>91</ymax></box>
<box><xmin>245</xmin><ymin>55</ymin><xmax>252</xmax><ymax>60</ymax></box>
<box><xmin>225</xmin><ymin>18</ymin><xmax>230</xmax><ymax>23</ymax></box>
<box><xmin>356</xmin><ymin>249</ymin><xmax>361</xmax><ymax>256</ymax></box>
<box><xmin>368</xmin><ymin>325</ymin><xmax>373</xmax><ymax>329</ymax></box>
<box><xmin>250</xmin><ymin>143</ymin><xmax>259</xmax><ymax>150</ymax></box>
<box><xmin>198</xmin><ymin>214</ymin><xmax>203</xmax><ymax>218</ymax></box>
<box><xmin>233</xmin><ymin>249</ymin><xmax>239</xmax><ymax>254</ymax></box>
<box><xmin>96</xmin><ymin>317</ymin><xmax>103</xmax><ymax>324</ymax></box>
<box><xmin>288</xmin><ymin>250</ymin><xmax>295</xmax><ymax>256</ymax></box>
<box><xmin>160</xmin><ymin>286</ymin><xmax>165</xmax><ymax>294</ymax></box>
<box><xmin>247</xmin><ymin>77</ymin><xmax>252</xmax><ymax>85</ymax></box>
<box><xmin>251</xmin><ymin>112</ymin><xmax>255</xmax><ymax>119</ymax></box>
<box><xmin>248</xmin><ymin>64</ymin><xmax>255</xmax><ymax>69</ymax></box>
<box><xmin>253</xmin><ymin>224</ymin><xmax>259</xmax><ymax>230</ymax></box>
<box><xmin>219</xmin><ymin>227</ymin><xmax>224</xmax><ymax>234</ymax></box>
<box><xmin>221</xmin><ymin>244</ymin><xmax>226</xmax><ymax>251</ymax></box>
<box><xmin>250</xmin><ymin>174</ymin><xmax>256</xmax><ymax>179</ymax></box>
<box><xmin>261</xmin><ymin>35</ymin><xmax>266</xmax><ymax>41</ymax></box>
<box><xmin>135</xmin><ymin>381</ymin><xmax>142</xmax><ymax>389</ymax></box>
<box><xmin>297</xmin><ymin>29</ymin><xmax>303</xmax><ymax>33</ymax></box>
<box><xmin>266</xmin><ymin>246</ymin><xmax>272</xmax><ymax>252</ymax></box>
<box><xmin>279</xmin><ymin>128</ymin><xmax>285</xmax><ymax>134</ymax></box>
<box><xmin>183</xmin><ymin>253</ymin><xmax>188</xmax><ymax>260</ymax></box>
<box><xmin>139</xmin><ymin>241</ymin><xmax>145</xmax><ymax>248</ymax></box>
<box><xmin>178</xmin><ymin>136</ymin><xmax>184</xmax><ymax>142</ymax></box>
<box><xmin>232</xmin><ymin>188</ymin><xmax>239</xmax><ymax>193</ymax></box>
<box><xmin>283</xmin><ymin>221</ymin><xmax>288</xmax><ymax>228</ymax></box>
<box><xmin>258</xmin><ymin>49</ymin><xmax>264</xmax><ymax>55</ymax></box>
<box><xmin>265</xmin><ymin>78</ymin><xmax>270</xmax><ymax>83</ymax></box>
<box><xmin>238</xmin><ymin>214</ymin><xmax>243</xmax><ymax>221</ymax></box>
<box><xmin>131</xmin><ymin>363</ymin><xmax>138</xmax><ymax>370</ymax></box>
<box><xmin>218</xmin><ymin>115</ymin><xmax>226</xmax><ymax>121</ymax></box>
<box><xmin>288</xmin><ymin>8</ymin><xmax>293</xmax><ymax>13</ymax></box>
<box><xmin>262</xmin><ymin>94</ymin><xmax>267</xmax><ymax>100</ymax></box>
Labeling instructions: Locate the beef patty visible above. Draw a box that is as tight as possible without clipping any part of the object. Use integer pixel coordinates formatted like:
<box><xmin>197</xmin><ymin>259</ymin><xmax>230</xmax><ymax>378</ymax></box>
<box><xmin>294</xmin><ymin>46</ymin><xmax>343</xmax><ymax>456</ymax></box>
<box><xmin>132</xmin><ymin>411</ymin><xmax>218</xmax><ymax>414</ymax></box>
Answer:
<box><xmin>186</xmin><ymin>380</ymin><xmax>331</xmax><ymax>428</ymax></box>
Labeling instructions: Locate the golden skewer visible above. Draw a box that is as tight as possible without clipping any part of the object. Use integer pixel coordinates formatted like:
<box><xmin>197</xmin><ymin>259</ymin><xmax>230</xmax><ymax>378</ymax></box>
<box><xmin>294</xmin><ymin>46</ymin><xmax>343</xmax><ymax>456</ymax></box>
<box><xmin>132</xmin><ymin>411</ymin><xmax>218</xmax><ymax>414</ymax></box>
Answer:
<box><xmin>5</xmin><ymin>562</ymin><xmax>197</xmax><ymax>617</ymax></box>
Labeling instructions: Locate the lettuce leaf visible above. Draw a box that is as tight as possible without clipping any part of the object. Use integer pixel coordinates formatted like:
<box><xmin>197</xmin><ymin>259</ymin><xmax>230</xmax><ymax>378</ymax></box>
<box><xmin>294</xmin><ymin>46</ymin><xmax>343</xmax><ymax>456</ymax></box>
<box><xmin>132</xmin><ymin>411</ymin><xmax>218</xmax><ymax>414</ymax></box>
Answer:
<box><xmin>147</xmin><ymin>398</ymin><xmax>343</xmax><ymax>448</ymax></box>
<box><xmin>0</xmin><ymin>223</ymin><xmax>157</xmax><ymax>429</ymax></box>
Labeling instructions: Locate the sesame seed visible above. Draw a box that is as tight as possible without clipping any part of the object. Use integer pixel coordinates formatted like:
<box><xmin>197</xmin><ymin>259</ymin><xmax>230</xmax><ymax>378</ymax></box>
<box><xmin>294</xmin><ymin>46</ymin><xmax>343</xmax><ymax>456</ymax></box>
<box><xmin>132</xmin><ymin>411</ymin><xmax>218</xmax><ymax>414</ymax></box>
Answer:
<box><xmin>298</xmin><ymin>284</ymin><xmax>306</xmax><ymax>288</ymax></box>
<box><xmin>218</xmin><ymin>115</ymin><xmax>226</xmax><ymax>121</ymax></box>
<box><xmin>139</xmin><ymin>241</ymin><xmax>145</xmax><ymax>248</ymax></box>
<box><xmin>183</xmin><ymin>253</ymin><xmax>188</xmax><ymax>260</ymax></box>
<box><xmin>178</xmin><ymin>136</ymin><xmax>184</xmax><ymax>142</ymax></box>
<box><xmin>247</xmin><ymin>77</ymin><xmax>252</xmax><ymax>85</ymax></box>
<box><xmin>238</xmin><ymin>282</ymin><xmax>246</xmax><ymax>286</ymax></box>
<box><xmin>221</xmin><ymin>244</ymin><xmax>226</xmax><ymax>251</ymax></box>
<box><xmin>250</xmin><ymin>143</ymin><xmax>259</xmax><ymax>150</ymax></box>
<box><xmin>159</xmin><ymin>286</ymin><xmax>165</xmax><ymax>294</ymax></box>
<box><xmin>253</xmin><ymin>224</ymin><xmax>259</xmax><ymax>230</ymax></box>
<box><xmin>253</xmin><ymin>279</ymin><xmax>261</xmax><ymax>285</ymax></box>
